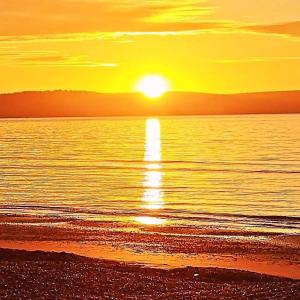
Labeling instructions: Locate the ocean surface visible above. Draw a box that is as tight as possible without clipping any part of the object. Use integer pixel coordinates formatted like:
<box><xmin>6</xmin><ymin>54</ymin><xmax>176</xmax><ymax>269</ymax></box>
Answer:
<box><xmin>1</xmin><ymin>115</ymin><xmax>300</xmax><ymax>235</ymax></box>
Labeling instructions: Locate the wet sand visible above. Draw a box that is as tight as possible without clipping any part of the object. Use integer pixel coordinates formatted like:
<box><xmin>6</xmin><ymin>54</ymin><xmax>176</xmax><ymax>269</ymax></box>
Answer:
<box><xmin>0</xmin><ymin>248</ymin><xmax>299</xmax><ymax>300</ymax></box>
<box><xmin>0</xmin><ymin>217</ymin><xmax>299</xmax><ymax>280</ymax></box>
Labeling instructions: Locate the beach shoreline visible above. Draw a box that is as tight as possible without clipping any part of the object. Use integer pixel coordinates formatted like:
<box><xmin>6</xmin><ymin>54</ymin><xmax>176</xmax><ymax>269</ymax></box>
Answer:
<box><xmin>0</xmin><ymin>248</ymin><xmax>299</xmax><ymax>299</ymax></box>
<box><xmin>0</xmin><ymin>215</ymin><xmax>299</xmax><ymax>280</ymax></box>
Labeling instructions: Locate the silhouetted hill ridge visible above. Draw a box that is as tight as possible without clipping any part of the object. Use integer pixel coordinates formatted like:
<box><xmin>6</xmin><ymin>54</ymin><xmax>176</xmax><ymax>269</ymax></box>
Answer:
<box><xmin>0</xmin><ymin>90</ymin><xmax>299</xmax><ymax>118</ymax></box>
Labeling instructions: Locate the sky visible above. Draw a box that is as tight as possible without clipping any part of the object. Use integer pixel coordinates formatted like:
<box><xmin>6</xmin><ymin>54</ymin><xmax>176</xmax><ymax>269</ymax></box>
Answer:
<box><xmin>0</xmin><ymin>0</ymin><xmax>300</xmax><ymax>94</ymax></box>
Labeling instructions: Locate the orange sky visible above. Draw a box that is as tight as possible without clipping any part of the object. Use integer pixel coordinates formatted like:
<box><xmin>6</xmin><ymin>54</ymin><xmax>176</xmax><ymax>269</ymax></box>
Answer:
<box><xmin>0</xmin><ymin>0</ymin><xmax>300</xmax><ymax>93</ymax></box>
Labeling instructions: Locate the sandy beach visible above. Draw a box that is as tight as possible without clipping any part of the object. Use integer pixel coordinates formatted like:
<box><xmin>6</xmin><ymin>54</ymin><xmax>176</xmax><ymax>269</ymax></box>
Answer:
<box><xmin>0</xmin><ymin>248</ymin><xmax>299</xmax><ymax>299</ymax></box>
<box><xmin>0</xmin><ymin>215</ymin><xmax>299</xmax><ymax>281</ymax></box>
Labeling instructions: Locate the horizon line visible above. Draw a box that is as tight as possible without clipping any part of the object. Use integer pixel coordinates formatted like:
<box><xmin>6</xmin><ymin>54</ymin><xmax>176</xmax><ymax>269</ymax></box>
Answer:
<box><xmin>1</xmin><ymin>89</ymin><xmax>300</xmax><ymax>96</ymax></box>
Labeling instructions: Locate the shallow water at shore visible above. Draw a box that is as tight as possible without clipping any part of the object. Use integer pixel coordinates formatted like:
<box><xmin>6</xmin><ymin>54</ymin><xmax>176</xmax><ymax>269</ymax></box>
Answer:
<box><xmin>1</xmin><ymin>248</ymin><xmax>299</xmax><ymax>300</ymax></box>
<box><xmin>1</xmin><ymin>238</ymin><xmax>300</xmax><ymax>279</ymax></box>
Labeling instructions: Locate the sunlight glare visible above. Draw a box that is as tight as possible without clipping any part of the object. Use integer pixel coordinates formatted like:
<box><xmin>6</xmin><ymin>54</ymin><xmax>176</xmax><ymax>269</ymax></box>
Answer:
<box><xmin>136</xmin><ymin>75</ymin><xmax>169</xmax><ymax>98</ymax></box>
<box><xmin>145</xmin><ymin>119</ymin><xmax>161</xmax><ymax>162</ymax></box>
<box><xmin>137</xmin><ymin>118</ymin><xmax>165</xmax><ymax>222</ymax></box>
<box><xmin>135</xmin><ymin>216</ymin><xmax>165</xmax><ymax>225</ymax></box>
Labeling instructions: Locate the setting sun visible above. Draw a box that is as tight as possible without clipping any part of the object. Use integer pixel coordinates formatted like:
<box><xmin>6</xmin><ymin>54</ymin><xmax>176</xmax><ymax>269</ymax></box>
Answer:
<box><xmin>136</xmin><ymin>75</ymin><xmax>169</xmax><ymax>99</ymax></box>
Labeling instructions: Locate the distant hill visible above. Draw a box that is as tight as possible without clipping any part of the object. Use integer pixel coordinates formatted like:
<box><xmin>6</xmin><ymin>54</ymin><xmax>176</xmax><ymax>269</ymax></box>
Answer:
<box><xmin>0</xmin><ymin>90</ymin><xmax>299</xmax><ymax>118</ymax></box>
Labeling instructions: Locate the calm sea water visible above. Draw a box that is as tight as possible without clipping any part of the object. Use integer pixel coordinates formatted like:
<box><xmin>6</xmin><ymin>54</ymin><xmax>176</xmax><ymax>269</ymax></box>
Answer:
<box><xmin>1</xmin><ymin>115</ymin><xmax>300</xmax><ymax>234</ymax></box>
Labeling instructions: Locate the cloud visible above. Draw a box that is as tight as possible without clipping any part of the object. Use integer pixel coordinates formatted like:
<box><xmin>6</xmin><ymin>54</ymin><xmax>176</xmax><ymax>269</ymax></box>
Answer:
<box><xmin>1</xmin><ymin>0</ymin><xmax>298</xmax><ymax>44</ymax></box>
<box><xmin>0</xmin><ymin>33</ymin><xmax>112</xmax><ymax>43</ymax></box>
<box><xmin>0</xmin><ymin>23</ymin><xmax>230</xmax><ymax>44</ymax></box>
<box><xmin>215</xmin><ymin>56</ymin><xmax>300</xmax><ymax>64</ymax></box>
<box><xmin>142</xmin><ymin>0</ymin><xmax>213</xmax><ymax>23</ymax></box>
<box><xmin>0</xmin><ymin>50</ymin><xmax>118</xmax><ymax>67</ymax></box>
<box><xmin>243</xmin><ymin>21</ymin><xmax>300</xmax><ymax>38</ymax></box>
<box><xmin>0</xmin><ymin>0</ymin><xmax>219</xmax><ymax>36</ymax></box>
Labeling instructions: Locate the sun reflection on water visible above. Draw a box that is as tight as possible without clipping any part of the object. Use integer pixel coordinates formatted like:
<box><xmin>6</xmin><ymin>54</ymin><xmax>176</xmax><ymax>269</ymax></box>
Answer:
<box><xmin>135</xmin><ymin>216</ymin><xmax>165</xmax><ymax>225</ymax></box>
<box><xmin>135</xmin><ymin>118</ymin><xmax>165</xmax><ymax>225</ymax></box>
<box><xmin>144</xmin><ymin>118</ymin><xmax>161</xmax><ymax>162</ymax></box>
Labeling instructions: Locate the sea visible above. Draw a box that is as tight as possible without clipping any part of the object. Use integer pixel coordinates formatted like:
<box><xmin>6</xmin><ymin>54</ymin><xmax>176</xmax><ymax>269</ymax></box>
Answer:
<box><xmin>1</xmin><ymin>114</ymin><xmax>300</xmax><ymax>235</ymax></box>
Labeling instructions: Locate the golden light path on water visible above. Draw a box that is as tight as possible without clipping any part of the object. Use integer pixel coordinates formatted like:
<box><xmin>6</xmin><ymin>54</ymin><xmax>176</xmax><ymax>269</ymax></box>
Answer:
<box><xmin>135</xmin><ymin>118</ymin><xmax>165</xmax><ymax>225</ymax></box>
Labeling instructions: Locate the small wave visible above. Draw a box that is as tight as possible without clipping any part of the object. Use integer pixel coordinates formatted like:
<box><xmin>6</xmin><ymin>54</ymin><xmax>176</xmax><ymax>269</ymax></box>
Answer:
<box><xmin>1</xmin><ymin>163</ymin><xmax>300</xmax><ymax>174</ymax></box>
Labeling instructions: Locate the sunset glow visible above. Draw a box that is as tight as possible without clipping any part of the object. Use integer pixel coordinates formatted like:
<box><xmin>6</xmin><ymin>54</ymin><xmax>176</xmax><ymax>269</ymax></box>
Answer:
<box><xmin>0</xmin><ymin>1</ymin><xmax>300</xmax><ymax>94</ymax></box>
<box><xmin>0</xmin><ymin>1</ymin><xmax>300</xmax><ymax>298</ymax></box>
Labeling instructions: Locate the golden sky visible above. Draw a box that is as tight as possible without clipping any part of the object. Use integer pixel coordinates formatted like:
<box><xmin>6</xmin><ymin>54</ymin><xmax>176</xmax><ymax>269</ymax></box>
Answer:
<box><xmin>0</xmin><ymin>0</ymin><xmax>300</xmax><ymax>93</ymax></box>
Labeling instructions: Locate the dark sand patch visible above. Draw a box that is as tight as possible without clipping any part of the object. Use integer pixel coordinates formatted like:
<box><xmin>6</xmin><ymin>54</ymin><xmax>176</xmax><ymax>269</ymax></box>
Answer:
<box><xmin>0</xmin><ymin>248</ymin><xmax>299</xmax><ymax>300</ymax></box>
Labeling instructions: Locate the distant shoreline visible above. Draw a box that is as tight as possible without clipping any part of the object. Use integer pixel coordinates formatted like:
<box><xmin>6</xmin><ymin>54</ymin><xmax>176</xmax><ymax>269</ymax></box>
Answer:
<box><xmin>1</xmin><ymin>90</ymin><xmax>300</xmax><ymax>118</ymax></box>
<box><xmin>1</xmin><ymin>112</ymin><xmax>300</xmax><ymax>120</ymax></box>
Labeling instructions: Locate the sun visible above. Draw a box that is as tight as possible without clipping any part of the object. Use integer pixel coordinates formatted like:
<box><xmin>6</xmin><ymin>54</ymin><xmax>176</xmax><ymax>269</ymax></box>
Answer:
<box><xmin>136</xmin><ymin>75</ymin><xmax>169</xmax><ymax>99</ymax></box>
